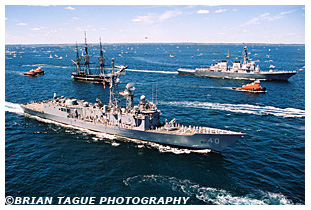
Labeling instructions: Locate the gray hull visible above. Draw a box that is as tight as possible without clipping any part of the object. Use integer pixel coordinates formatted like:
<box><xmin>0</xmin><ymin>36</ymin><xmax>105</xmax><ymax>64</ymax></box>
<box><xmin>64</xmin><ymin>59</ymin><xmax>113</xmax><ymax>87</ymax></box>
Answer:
<box><xmin>22</xmin><ymin>107</ymin><xmax>243</xmax><ymax>152</ymax></box>
<box><xmin>178</xmin><ymin>69</ymin><xmax>296</xmax><ymax>81</ymax></box>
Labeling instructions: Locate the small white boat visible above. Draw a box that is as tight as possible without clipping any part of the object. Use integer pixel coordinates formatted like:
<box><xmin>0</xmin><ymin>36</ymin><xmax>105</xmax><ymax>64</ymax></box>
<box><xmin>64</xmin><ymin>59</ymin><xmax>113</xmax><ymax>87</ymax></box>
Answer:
<box><xmin>111</xmin><ymin>142</ymin><xmax>120</xmax><ymax>146</ymax></box>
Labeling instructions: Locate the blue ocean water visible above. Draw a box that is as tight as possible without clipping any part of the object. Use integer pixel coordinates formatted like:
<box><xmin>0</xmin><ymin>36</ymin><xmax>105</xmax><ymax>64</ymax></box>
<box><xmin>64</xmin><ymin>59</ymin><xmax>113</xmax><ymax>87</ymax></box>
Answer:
<box><xmin>5</xmin><ymin>43</ymin><xmax>305</xmax><ymax>204</ymax></box>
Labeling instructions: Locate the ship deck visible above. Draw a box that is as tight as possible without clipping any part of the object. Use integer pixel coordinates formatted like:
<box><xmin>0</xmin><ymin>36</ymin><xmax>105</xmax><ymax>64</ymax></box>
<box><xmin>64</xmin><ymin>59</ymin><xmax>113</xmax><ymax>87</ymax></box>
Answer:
<box><xmin>22</xmin><ymin>102</ymin><xmax>44</xmax><ymax>113</ymax></box>
<box><xmin>147</xmin><ymin>126</ymin><xmax>241</xmax><ymax>136</ymax></box>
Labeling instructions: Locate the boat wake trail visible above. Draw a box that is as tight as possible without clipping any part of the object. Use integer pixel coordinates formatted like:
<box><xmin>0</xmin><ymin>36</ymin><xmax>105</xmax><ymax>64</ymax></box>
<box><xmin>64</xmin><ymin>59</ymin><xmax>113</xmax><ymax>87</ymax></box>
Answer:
<box><xmin>22</xmin><ymin>64</ymin><xmax>47</xmax><ymax>67</ymax></box>
<box><xmin>5</xmin><ymin>102</ymin><xmax>24</xmax><ymax>114</ymax></box>
<box><xmin>132</xmin><ymin>57</ymin><xmax>180</xmax><ymax>67</ymax></box>
<box><xmin>164</xmin><ymin>101</ymin><xmax>305</xmax><ymax>118</ymax></box>
<box><xmin>124</xmin><ymin>175</ymin><xmax>295</xmax><ymax>205</ymax></box>
<box><xmin>126</xmin><ymin>68</ymin><xmax>177</xmax><ymax>75</ymax></box>
<box><xmin>22</xmin><ymin>64</ymin><xmax>73</xmax><ymax>69</ymax></box>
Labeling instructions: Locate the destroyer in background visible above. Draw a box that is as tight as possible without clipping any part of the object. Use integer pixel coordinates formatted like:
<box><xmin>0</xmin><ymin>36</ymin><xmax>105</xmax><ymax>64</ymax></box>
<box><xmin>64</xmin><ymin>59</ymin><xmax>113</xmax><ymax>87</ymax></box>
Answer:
<box><xmin>178</xmin><ymin>45</ymin><xmax>296</xmax><ymax>81</ymax></box>
<box><xmin>20</xmin><ymin>72</ymin><xmax>244</xmax><ymax>152</ymax></box>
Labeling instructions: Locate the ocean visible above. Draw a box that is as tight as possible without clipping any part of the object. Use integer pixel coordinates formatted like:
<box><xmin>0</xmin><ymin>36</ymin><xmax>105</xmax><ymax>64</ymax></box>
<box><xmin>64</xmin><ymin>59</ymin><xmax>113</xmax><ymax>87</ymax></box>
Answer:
<box><xmin>5</xmin><ymin>43</ymin><xmax>305</xmax><ymax>204</ymax></box>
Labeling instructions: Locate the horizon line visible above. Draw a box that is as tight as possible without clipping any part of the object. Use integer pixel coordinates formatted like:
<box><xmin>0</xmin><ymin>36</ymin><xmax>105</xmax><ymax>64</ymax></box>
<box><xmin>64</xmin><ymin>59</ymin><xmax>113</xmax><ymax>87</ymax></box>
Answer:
<box><xmin>5</xmin><ymin>42</ymin><xmax>305</xmax><ymax>45</ymax></box>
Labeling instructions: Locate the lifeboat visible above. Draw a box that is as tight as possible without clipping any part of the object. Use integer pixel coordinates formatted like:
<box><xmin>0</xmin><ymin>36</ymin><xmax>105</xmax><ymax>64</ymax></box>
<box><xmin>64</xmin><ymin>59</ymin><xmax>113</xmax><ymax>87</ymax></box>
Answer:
<box><xmin>23</xmin><ymin>69</ymin><xmax>37</xmax><ymax>76</ymax></box>
<box><xmin>33</xmin><ymin>67</ymin><xmax>44</xmax><ymax>75</ymax></box>
<box><xmin>232</xmin><ymin>80</ymin><xmax>266</xmax><ymax>92</ymax></box>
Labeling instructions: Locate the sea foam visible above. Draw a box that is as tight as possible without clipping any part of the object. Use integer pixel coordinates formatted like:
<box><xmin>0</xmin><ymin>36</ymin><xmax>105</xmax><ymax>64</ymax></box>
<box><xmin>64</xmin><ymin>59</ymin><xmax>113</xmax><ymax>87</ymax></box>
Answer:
<box><xmin>124</xmin><ymin>174</ymin><xmax>296</xmax><ymax>205</ymax></box>
<box><xmin>5</xmin><ymin>102</ymin><xmax>24</xmax><ymax>114</ymax></box>
<box><xmin>126</xmin><ymin>68</ymin><xmax>177</xmax><ymax>74</ymax></box>
<box><xmin>165</xmin><ymin>101</ymin><xmax>305</xmax><ymax>118</ymax></box>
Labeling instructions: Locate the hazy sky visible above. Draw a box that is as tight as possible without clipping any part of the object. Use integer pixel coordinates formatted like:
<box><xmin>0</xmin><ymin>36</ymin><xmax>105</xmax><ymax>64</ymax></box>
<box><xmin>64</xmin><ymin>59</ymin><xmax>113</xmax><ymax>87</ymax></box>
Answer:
<box><xmin>5</xmin><ymin>5</ymin><xmax>305</xmax><ymax>44</ymax></box>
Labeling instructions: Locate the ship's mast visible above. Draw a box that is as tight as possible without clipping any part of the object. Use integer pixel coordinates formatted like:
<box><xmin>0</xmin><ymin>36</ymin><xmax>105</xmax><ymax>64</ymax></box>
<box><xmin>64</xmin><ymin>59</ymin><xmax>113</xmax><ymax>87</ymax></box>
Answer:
<box><xmin>109</xmin><ymin>58</ymin><xmax>117</xmax><ymax>107</ymax></box>
<box><xmin>108</xmin><ymin>77</ymin><xmax>114</xmax><ymax>106</ymax></box>
<box><xmin>84</xmin><ymin>31</ymin><xmax>88</xmax><ymax>55</ymax></box>
<box><xmin>82</xmin><ymin>31</ymin><xmax>92</xmax><ymax>74</ymax></box>
<box><xmin>111</xmin><ymin>57</ymin><xmax>114</xmax><ymax>74</ymax></box>
<box><xmin>99</xmin><ymin>37</ymin><xmax>106</xmax><ymax>74</ymax></box>
<box><xmin>126</xmin><ymin>91</ymin><xmax>134</xmax><ymax>109</ymax></box>
<box><xmin>243</xmin><ymin>44</ymin><xmax>249</xmax><ymax>64</ymax></box>
<box><xmin>120</xmin><ymin>83</ymin><xmax>135</xmax><ymax>109</ymax></box>
<box><xmin>74</xmin><ymin>42</ymin><xmax>82</xmax><ymax>73</ymax></box>
<box><xmin>107</xmin><ymin>59</ymin><xmax>129</xmax><ymax>107</ymax></box>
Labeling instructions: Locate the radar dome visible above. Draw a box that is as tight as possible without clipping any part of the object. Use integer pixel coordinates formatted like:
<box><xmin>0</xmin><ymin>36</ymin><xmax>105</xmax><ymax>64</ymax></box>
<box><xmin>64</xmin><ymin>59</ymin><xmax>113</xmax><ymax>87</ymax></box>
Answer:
<box><xmin>140</xmin><ymin>95</ymin><xmax>146</xmax><ymax>103</ymax></box>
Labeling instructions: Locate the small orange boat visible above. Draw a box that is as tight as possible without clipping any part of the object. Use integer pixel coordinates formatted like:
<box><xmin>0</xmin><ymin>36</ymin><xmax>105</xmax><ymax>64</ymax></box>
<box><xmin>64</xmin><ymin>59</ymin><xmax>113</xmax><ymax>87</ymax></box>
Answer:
<box><xmin>33</xmin><ymin>67</ymin><xmax>44</xmax><ymax>75</ymax></box>
<box><xmin>23</xmin><ymin>67</ymin><xmax>44</xmax><ymax>76</ymax></box>
<box><xmin>232</xmin><ymin>80</ymin><xmax>266</xmax><ymax>92</ymax></box>
<box><xmin>23</xmin><ymin>69</ymin><xmax>37</xmax><ymax>76</ymax></box>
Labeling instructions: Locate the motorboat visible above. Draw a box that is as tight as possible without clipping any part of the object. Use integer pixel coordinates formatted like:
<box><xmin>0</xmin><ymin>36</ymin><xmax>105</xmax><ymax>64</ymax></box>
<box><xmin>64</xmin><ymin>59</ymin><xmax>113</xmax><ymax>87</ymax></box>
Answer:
<box><xmin>232</xmin><ymin>80</ymin><xmax>266</xmax><ymax>93</ymax></box>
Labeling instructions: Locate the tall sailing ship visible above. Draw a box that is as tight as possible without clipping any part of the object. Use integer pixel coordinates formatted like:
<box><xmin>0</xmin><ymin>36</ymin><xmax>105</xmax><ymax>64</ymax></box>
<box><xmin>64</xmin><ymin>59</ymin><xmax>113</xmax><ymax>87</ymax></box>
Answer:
<box><xmin>71</xmin><ymin>32</ymin><xmax>128</xmax><ymax>85</ymax></box>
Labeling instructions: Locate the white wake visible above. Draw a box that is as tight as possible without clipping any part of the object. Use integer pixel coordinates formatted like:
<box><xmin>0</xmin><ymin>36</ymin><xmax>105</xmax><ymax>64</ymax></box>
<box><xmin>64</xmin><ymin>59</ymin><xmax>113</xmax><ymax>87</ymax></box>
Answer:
<box><xmin>165</xmin><ymin>101</ymin><xmax>305</xmax><ymax>118</ymax></box>
<box><xmin>124</xmin><ymin>174</ymin><xmax>296</xmax><ymax>205</ymax></box>
<box><xmin>5</xmin><ymin>102</ymin><xmax>24</xmax><ymax>114</ymax></box>
<box><xmin>126</xmin><ymin>68</ymin><xmax>177</xmax><ymax>74</ymax></box>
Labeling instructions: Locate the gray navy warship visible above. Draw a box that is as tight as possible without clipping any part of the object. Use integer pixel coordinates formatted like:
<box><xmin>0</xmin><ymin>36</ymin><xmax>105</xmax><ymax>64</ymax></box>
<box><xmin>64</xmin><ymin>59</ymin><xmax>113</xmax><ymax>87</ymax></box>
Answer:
<box><xmin>21</xmin><ymin>71</ymin><xmax>245</xmax><ymax>152</ymax></box>
<box><xmin>178</xmin><ymin>45</ymin><xmax>296</xmax><ymax>81</ymax></box>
